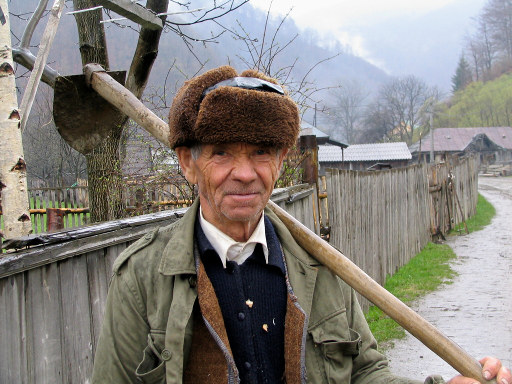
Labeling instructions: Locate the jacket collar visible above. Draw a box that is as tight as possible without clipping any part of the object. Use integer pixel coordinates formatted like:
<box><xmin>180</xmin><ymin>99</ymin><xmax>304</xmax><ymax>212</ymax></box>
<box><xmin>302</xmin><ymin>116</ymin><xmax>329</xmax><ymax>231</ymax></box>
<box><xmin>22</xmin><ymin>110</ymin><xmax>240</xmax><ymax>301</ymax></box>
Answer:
<box><xmin>158</xmin><ymin>198</ymin><xmax>200</xmax><ymax>275</ymax></box>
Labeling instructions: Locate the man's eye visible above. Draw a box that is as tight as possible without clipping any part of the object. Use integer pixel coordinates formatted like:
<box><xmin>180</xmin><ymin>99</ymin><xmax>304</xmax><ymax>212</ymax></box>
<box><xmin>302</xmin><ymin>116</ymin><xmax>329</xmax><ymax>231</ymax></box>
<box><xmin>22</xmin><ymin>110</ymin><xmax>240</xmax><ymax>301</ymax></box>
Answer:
<box><xmin>214</xmin><ymin>151</ymin><xmax>227</xmax><ymax>156</ymax></box>
<box><xmin>255</xmin><ymin>149</ymin><xmax>269</xmax><ymax>156</ymax></box>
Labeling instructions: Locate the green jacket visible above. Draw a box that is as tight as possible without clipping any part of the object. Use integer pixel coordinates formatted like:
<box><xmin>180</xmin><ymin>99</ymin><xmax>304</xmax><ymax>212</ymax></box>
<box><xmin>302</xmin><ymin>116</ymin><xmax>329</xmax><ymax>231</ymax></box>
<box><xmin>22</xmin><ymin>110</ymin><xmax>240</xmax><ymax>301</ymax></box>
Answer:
<box><xmin>92</xmin><ymin>200</ymin><xmax>443</xmax><ymax>384</ymax></box>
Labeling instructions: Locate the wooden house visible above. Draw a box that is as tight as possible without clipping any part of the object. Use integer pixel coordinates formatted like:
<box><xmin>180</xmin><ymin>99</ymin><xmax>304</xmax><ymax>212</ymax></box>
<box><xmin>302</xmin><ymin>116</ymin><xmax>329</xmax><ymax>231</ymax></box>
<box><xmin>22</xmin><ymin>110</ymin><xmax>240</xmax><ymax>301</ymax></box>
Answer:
<box><xmin>409</xmin><ymin>127</ymin><xmax>512</xmax><ymax>166</ymax></box>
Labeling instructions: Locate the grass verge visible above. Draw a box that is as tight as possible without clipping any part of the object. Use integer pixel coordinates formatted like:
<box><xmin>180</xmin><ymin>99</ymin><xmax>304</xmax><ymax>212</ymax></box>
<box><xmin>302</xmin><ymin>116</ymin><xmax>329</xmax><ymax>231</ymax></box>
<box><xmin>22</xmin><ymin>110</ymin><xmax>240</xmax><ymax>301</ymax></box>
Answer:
<box><xmin>365</xmin><ymin>243</ymin><xmax>458</xmax><ymax>345</ymax></box>
<box><xmin>365</xmin><ymin>193</ymin><xmax>496</xmax><ymax>347</ymax></box>
<box><xmin>452</xmin><ymin>193</ymin><xmax>496</xmax><ymax>234</ymax></box>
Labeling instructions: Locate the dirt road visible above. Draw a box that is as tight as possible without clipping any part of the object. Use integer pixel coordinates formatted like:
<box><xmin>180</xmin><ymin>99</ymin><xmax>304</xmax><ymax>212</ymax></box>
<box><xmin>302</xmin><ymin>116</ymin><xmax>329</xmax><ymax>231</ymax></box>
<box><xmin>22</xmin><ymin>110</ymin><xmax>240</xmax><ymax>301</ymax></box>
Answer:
<box><xmin>385</xmin><ymin>176</ymin><xmax>512</xmax><ymax>380</ymax></box>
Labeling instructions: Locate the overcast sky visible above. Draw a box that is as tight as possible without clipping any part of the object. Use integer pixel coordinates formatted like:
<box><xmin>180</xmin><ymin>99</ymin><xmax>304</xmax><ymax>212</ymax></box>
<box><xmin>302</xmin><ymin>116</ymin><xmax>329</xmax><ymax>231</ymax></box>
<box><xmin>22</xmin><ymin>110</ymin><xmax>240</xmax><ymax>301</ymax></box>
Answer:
<box><xmin>249</xmin><ymin>0</ymin><xmax>487</xmax><ymax>86</ymax></box>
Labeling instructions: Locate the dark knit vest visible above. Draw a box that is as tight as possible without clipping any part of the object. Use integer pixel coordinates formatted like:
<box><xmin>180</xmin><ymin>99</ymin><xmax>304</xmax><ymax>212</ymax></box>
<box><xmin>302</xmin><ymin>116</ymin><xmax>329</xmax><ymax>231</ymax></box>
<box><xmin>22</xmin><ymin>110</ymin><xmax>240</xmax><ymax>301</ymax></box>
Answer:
<box><xmin>195</xmin><ymin>217</ymin><xmax>287</xmax><ymax>384</ymax></box>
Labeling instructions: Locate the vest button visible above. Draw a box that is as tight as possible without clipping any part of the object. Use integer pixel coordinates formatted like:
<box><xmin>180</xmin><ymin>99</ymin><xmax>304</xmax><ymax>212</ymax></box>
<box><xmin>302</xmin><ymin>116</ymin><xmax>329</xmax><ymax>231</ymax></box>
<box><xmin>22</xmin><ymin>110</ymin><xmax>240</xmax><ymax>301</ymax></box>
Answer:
<box><xmin>237</xmin><ymin>312</ymin><xmax>245</xmax><ymax>321</ymax></box>
<box><xmin>161</xmin><ymin>349</ymin><xmax>172</xmax><ymax>361</ymax></box>
<box><xmin>244</xmin><ymin>361</ymin><xmax>251</xmax><ymax>369</ymax></box>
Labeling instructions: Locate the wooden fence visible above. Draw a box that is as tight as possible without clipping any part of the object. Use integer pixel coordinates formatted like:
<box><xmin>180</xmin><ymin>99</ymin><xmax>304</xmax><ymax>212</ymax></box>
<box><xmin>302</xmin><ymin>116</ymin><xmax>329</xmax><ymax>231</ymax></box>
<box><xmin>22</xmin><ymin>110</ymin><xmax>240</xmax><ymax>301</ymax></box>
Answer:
<box><xmin>428</xmin><ymin>156</ymin><xmax>478</xmax><ymax>236</ymax></box>
<box><xmin>0</xmin><ymin>185</ymin><xmax>318</xmax><ymax>383</ymax></box>
<box><xmin>19</xmin><ymin>182</ymin><xmax>192</xmax><ymax>234</ymax></box>
<box><xmin>22</xmin><ymin>186</ymin><xmax>90</xmax><ymax>233</ymax></box>
<box><xmin>325</xmin><ymin>156</ymin><xmax>478</xmax><ymax>310</ymax></box>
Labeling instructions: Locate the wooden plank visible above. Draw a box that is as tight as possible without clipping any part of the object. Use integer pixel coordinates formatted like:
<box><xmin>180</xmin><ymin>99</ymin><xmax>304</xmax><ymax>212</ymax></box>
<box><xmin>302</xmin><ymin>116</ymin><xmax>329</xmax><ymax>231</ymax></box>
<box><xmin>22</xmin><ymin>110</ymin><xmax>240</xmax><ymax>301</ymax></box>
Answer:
<box><xmin>59</xmin><ymin>256</ymin><xmax>93</xmax><ymax>383</ymax></box>
<box><xmin>0</xmin><ymin>273</ymin><xmax>28</xmax><ymax>382</ymax></box>
<box><xmin>86</xmin><ymin>249</ymin><xmax>110</xmax><ymax>356</ymax></box>
<box><xmin>0</xmin><ymin>216</ymin><xmax>181</xmax><ymax>279</ymax></box>
<box><xmin>97</xmin><ymin>0</ymin><xmax>163</xmax><ymax>30</ymax></box>
<box><xmin>2</xmin><ymin>207</ymin><xmax>187</xmax><ymax>250</ymax></box>
<box><xmin>25</xmin><ymin>264</ymin><xmax>63</xmax><ymax>383</ymax></box>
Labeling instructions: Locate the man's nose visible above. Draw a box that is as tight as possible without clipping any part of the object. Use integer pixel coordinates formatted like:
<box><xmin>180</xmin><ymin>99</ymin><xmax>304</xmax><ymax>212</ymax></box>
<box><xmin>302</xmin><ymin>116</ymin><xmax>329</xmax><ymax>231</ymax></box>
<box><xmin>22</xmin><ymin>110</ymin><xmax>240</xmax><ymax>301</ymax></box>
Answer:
<box><xmin>232</xmin><ymin>157</ymin><xmax>257</xmax><ymax>182</ymax></box>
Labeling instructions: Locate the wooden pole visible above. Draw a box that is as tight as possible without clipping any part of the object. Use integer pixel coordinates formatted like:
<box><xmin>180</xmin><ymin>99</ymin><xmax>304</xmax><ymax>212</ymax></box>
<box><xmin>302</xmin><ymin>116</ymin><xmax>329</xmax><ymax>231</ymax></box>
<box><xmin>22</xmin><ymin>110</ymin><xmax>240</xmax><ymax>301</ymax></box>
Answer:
<box><xmin>19</xmin><ymin>0</ymin><xmax>65</xmax><ymax>132</ymax></box>
<box><xmin>84</xmin><ymin>63</ymin><xmax>169</xmax><ymax>145</ymax></box>
<box><xmin>267</xmin><ymin>200</ymin><xmax>494</xmax><ymax>384</ymax></box>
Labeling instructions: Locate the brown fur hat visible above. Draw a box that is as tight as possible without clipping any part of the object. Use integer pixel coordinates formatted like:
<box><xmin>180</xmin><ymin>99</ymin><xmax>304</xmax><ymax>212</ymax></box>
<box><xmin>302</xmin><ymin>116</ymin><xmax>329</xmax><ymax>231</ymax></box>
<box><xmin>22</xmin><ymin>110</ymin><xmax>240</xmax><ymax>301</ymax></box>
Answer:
<box><xmin>168</xmin><ymin>65</ymin><xmax>300</xmax><ymax>149</ymax></box>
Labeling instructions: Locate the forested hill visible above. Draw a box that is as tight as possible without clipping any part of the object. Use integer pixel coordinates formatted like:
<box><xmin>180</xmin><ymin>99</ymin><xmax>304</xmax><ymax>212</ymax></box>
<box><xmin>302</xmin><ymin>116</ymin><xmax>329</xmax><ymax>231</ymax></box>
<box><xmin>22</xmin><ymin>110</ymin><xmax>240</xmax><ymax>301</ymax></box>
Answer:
<box><xmin>10</xmin><ymin>1</ymin><xmax>389</xmax><ymax>118</ymax></box>
<box><xmin>437</xmin><ymin>73</ymin><xmax>512</xmax><ymax>129</ymax></box>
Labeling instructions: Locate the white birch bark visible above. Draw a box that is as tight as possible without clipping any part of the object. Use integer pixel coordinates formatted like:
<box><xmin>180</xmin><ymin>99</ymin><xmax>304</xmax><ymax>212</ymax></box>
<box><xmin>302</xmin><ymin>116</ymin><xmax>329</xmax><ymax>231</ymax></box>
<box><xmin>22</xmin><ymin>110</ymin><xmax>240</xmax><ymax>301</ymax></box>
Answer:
<box><xmin>0</xmin><ymin>0</ymin><xmax>32</xmax><ymax>240</ymax></box>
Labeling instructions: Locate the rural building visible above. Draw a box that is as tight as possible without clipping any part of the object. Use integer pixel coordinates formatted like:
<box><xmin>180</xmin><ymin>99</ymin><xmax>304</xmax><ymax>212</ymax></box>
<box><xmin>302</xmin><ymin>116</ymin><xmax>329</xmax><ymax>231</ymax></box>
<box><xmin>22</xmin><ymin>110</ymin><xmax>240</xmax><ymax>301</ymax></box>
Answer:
<box><xmin>319</xmin><ymin>142</ymin><xmax>412</xmax><ymax>173</ymax></box>
<box><xmin>299</xmin><ymin>122</ymin><xmax>348</xmax><ymax>177</ymax></box>
<box><xmin>299</xmin><ymin>121</ymin><xmax>347</xmax><ymax>147</ymax></box>
<box><xmin>409</xmin><ymin>127</ymin><xmax>512</xmax><ymax>167</ymax></box>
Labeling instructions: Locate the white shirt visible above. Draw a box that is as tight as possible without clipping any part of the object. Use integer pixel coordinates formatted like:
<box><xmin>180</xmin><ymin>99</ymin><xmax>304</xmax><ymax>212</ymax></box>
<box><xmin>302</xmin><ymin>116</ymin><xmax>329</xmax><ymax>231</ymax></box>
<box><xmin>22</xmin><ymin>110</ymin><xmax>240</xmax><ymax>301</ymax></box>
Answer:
<box><xmin>199</xmin><ymin>207</ymin><xmax>269</xmax><ymax>268</ymax></box>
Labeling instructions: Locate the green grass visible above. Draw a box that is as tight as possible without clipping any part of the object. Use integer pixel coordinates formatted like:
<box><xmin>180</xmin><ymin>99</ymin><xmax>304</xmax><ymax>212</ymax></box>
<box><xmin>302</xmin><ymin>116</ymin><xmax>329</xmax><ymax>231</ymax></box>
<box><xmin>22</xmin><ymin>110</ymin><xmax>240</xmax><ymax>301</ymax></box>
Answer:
<box><xmin>452</xmin><ymin>193</ymin><xmax>496</xmax><ymax>234</ymax></box>
<box><xmin>365</xmin><ymin>193</ymin><xmax>496</xmax><ymax>347</ymax></box>
<box><xmin>365</xmin><ymin>243</ymin><xmax>458</xmax><ymax>345</ymax></box>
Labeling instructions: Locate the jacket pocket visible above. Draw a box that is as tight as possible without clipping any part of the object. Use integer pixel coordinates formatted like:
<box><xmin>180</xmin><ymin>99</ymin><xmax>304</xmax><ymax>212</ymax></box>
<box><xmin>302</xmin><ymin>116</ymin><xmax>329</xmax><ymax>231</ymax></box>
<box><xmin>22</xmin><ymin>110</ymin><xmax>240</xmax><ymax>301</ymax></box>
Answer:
<box><xmin>135</xmin><ymin>331</ymin><xmax>167</xmax><ymax>384</ymax></box>
<box><xmin>308</xmin><ymin>310</ymin><xmax>362</xmax><ymax>383</ymax></box>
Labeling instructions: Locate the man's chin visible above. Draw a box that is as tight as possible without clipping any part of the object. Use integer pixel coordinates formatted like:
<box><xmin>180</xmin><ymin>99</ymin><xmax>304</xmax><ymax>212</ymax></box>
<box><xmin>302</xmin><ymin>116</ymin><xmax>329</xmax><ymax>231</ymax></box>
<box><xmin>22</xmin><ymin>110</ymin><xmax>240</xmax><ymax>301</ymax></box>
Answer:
<box><xmin>221</xmin><ymin>205</ymin><xmax>264</xmax><ymax>223</ymax></box>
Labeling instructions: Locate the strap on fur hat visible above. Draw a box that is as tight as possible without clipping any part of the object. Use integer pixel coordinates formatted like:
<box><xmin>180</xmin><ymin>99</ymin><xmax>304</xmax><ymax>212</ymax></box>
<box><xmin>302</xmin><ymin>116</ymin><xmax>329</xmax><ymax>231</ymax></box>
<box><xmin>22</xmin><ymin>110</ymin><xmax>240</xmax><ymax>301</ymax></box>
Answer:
<box><xmin>201</xmin><ymin>77</ymin><xmax>284</xmax><ymax>102</ymax></box>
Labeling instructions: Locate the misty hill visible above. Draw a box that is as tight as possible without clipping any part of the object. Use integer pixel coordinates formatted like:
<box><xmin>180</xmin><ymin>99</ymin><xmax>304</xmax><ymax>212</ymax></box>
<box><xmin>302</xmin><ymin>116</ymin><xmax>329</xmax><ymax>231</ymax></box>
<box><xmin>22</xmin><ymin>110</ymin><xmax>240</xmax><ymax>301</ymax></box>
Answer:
<box><xmin>11</xmin><ymin>0</ymin><xmax>390</xmax><ymax>124</ymax></box>
<box><xmin>360</xmin><ymin>0</ymin><xmax>484</xmax><ymax>91</ymax></box>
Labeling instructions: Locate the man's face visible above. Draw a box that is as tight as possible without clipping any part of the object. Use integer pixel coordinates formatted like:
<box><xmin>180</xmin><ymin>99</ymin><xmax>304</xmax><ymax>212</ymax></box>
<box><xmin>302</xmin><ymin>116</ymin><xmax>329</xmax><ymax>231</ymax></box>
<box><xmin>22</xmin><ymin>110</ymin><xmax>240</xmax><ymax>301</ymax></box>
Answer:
<box><xmin>176</xmin><ymin>143</ymin><xmax>287</xmax><ymax>239</ymax></box>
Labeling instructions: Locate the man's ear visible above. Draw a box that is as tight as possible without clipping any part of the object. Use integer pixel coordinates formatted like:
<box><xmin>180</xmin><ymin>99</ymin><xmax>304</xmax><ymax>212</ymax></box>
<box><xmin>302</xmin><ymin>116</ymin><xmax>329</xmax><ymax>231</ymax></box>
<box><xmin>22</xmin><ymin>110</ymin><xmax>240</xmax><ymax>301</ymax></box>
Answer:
<box><xmin>277</xmin><ymin>148</ymin><xmax>289</xmax><ymax>172</ymax></box>
<box><xmin>175</xmin><ymin>147</ymin><xmax>198</xmax><ymax>184</ymax></box>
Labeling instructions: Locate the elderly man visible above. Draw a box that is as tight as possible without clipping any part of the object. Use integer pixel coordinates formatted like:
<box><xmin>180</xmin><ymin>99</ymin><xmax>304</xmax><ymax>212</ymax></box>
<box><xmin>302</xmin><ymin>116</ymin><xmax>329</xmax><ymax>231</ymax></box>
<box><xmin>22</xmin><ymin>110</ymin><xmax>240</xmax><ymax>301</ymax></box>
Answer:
<box><xmin>91</xmin><ymin>66</ymin><xmax>510</xmax><ymax>384</ymax></box>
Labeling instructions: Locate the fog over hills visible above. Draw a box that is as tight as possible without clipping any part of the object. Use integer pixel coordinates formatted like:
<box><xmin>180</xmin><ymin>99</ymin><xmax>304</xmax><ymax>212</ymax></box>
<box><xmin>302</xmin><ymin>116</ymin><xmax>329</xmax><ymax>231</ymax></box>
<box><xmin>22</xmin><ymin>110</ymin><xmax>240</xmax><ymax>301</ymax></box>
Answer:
<box><xmin>10</xmin><ymin>0</ymin><xmax>389</xmax><ymax>117</ymax></box>
<box><xmin>11</xmin><ymin>0</ymin><xmax>485</xmax><ymax>128</ymax></box>
<box><xmin>358</xmin><ymin>0</ymin><xmax>485</xmax><ymax>91</ymax></box>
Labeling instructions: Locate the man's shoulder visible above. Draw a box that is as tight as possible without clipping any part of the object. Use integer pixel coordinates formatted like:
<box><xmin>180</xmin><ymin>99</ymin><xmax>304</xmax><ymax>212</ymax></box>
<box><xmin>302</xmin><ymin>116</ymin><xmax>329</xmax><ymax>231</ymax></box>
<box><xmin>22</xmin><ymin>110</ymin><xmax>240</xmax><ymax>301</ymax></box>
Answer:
<box><xmin>112</xmin><ymin>217</ymin><xmax>187</xmax><ymax>275</ymax></box>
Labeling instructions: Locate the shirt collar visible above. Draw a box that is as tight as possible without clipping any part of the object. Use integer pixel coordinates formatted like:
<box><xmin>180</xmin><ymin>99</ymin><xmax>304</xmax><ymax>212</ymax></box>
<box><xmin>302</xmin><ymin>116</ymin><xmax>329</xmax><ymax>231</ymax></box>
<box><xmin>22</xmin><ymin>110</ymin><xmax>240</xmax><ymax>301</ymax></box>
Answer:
<box><xmin>199</xmin><ymin>206</ymin><xmax>269</xmax><ymax>268</ymax></box>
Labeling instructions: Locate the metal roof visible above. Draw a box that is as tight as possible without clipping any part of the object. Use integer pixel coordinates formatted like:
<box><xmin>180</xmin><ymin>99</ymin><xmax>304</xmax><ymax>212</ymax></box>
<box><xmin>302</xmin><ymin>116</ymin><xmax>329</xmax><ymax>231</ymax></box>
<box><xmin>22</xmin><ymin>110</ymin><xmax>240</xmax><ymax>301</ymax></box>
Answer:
<box><xmin>410</xmin><ymin>127</ymin><xmax>512</xmax><ymax>153</ymax></box>
<box><xmin>343</xmin><ymin>142</ymin><xmax>412</xmax><ymax>162</ymax></box>
<box><xmin>318</xmin><ymin>145</ymin><xmax>344</xmax><ymax>162</ymax></box>
<box><xmin>300</xmin><ymin>121</ymin><xmax>329</xmax><ymax>139</ymax></box>
<box><xmin>300</xmin><ymin>122</ymin><xmax>348</xmax><ymax>147</ymax></box>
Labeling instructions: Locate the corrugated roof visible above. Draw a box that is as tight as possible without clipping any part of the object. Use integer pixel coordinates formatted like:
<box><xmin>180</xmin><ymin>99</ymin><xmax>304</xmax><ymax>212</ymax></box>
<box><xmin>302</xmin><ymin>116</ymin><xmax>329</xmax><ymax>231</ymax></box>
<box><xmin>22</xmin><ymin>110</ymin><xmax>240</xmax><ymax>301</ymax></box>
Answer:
<box><xmin>343</xmin><ymin>142</ymin><xmax>412</xmax><ymax>162</ymax></box>
<box><xmin>318</xmin><ymin>145</ymin><xmax>344</xmax><ymax>162</ymax></box>
<box><xmin>410</xmin><ymin>127</ymin><xmax>512</xmax><ymax>153</ymax></box>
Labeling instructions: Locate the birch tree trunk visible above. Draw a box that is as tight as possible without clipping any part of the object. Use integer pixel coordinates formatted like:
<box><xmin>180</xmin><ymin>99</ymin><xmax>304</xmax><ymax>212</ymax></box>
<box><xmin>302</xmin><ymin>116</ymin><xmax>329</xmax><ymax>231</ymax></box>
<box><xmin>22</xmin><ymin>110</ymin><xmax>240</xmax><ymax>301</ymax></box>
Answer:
<box><xmin>0</xmin><ymin>0</ymin><xmax>32</xmax><ymax>240</ymax></box>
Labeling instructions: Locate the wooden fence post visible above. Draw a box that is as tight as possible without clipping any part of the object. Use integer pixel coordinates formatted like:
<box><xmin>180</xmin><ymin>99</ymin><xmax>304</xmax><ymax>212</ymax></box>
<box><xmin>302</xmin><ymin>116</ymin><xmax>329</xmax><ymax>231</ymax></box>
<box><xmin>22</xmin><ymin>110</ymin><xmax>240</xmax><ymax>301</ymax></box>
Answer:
<box><xmin>46</xmin><ymin>208</ymin><xmax>65</xmax><ymax>232</ymax></box>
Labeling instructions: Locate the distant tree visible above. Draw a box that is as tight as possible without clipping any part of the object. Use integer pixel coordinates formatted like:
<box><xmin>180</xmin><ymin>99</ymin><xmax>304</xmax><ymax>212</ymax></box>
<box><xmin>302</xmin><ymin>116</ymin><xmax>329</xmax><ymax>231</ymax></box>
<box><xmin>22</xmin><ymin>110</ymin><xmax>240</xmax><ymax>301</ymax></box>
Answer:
<box><xmin>481</xmin><ymin>0</ymin><xmax>512</xmax><ymax>60</ymax></box>
<box><xmin>363</xmin><ymin>76</ymin><xmax>440</xmax><ymax>145</ymax></box>
<box><xmin>362</xmin><ymin>99</ymin><xmax>393</xmax><ymax>143</ymax></box>
<box><xmin>327</xmin><ymin>79</ymin><xmax>369</xmax><ymax>144</ymax></box>
<box><xmin>464</xmin><ymin>0</ymin><xmax>512</xmax><ymax>82</ymax></box>
<box><xmin>438</xmin><ymin>73</ymin><xmax>512</xmax><ymax>128</ymax></box>
<box><xmin>23</xmin><ymin>89</ymin><xmax>86</xmax><ymax>187</ymax></box>
<box><xmin>452</xmin><ymin>55</ymin><xmax>473</xmax><ymax>92</ymax></box>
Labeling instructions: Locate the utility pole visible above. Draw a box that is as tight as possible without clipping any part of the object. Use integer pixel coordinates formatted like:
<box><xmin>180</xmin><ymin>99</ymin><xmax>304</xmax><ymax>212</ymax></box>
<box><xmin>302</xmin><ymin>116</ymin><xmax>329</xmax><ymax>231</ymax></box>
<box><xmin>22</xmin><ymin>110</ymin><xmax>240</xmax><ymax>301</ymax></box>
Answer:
<box><xmin>429</xmin><ymin>112</ymin><xmax>434</xmax><ymax>163</ymax></box>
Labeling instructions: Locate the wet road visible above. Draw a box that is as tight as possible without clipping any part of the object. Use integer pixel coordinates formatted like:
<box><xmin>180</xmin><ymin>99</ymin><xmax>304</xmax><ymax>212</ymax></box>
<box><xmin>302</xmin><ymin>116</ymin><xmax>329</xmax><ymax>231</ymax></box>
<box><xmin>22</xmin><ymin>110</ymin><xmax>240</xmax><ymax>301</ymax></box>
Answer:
<box><xmin>385</xmin><ymin>176</ymin><xmax>512</xmax><ymax>381</ymax></box>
